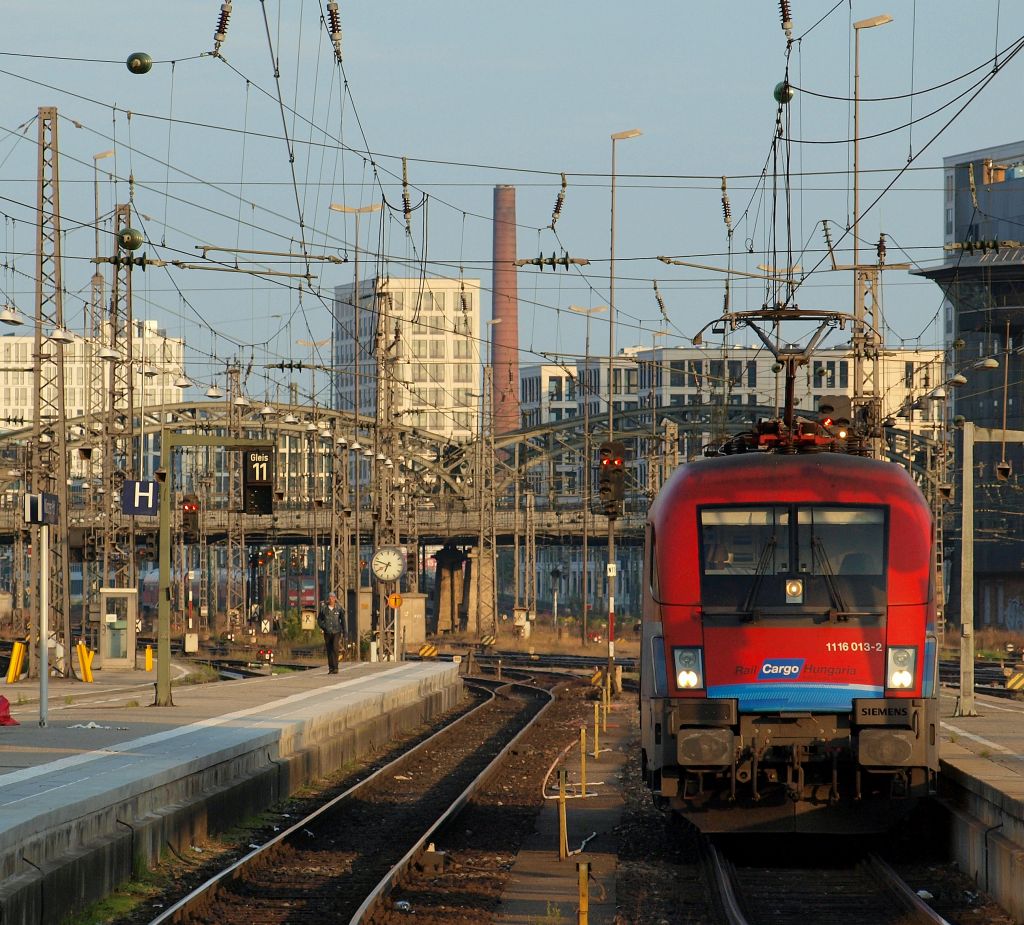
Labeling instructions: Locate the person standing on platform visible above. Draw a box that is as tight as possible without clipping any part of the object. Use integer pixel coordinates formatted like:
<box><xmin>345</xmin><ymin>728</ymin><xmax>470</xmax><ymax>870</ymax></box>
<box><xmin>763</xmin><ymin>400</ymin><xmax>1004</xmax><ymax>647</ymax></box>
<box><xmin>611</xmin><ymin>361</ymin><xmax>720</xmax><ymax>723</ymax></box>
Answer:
<box><xmin>318</xmin><ymin>591</ymin><xmax>345</xmax><ymax>674</ymax></box>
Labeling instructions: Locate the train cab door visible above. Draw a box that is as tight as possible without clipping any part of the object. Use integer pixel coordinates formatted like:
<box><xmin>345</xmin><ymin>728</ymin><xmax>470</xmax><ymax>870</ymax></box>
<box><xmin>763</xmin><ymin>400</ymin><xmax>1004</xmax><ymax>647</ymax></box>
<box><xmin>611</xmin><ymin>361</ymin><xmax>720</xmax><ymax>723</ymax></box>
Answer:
<box><xmin>95</xmin><ymin>587</ymin><xmax>138</xmax><ymax>671</ymax></box>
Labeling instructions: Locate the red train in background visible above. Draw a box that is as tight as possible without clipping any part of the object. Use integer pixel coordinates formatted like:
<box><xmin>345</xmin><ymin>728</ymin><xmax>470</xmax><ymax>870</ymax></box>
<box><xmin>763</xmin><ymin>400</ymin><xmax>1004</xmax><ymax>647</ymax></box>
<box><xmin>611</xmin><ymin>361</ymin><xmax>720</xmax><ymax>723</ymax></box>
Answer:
<box><xmin>640</xmin><ymin>439</ymin><xmax>939</xmax><ymax>834</ymax></box>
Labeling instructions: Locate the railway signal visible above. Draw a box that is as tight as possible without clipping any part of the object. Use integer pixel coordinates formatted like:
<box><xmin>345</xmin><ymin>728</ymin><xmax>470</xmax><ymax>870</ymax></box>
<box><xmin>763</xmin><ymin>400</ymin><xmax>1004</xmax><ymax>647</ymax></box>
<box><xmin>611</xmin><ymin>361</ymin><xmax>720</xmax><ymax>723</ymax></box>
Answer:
<box><xmin>598</xmin><ymin>440</ymin><xmax>626</xmax><ymax>517</ymax></box>
<box><xmin>181</xmin><ymin>495</ymin><xmax>199</xmax><ymax>539</ymax></box>
<box><xmin>818</xmin><ymin>394</ymin><xmax>853</xmax><ymax>439</ymax></box>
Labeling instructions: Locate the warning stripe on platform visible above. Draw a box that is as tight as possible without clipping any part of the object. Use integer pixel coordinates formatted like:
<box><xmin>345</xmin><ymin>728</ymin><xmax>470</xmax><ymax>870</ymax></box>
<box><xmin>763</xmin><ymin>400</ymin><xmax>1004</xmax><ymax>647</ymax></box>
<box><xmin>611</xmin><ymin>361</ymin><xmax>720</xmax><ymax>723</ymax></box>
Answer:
<box><xmin>418</xmin><ymin>644</ymin><xmax>438</xmax><ymax>659</ymax></box>
<box><xmin>1006</xmin><ymin>672</ymin><xmax>1024</xmax><ymax>691</ymax></box>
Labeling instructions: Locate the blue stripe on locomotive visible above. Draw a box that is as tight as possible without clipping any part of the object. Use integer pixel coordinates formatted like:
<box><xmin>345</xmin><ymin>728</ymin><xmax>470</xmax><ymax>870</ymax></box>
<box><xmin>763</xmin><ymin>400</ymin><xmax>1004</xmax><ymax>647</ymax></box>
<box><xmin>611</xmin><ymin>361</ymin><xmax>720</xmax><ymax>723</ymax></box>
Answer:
<box><xmin>708</xmin><ymin>682</ymin><xmax>883</xmax><ymax>712</ymax></box>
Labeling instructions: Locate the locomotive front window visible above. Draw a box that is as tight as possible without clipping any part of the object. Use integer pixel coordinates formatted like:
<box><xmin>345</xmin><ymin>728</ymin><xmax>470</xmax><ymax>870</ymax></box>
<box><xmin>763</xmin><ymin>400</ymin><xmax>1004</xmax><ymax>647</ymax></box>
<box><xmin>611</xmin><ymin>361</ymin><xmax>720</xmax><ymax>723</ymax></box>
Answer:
<box><xmin>699</xmin><ymin>504</ymin><xmax>887</xmax><ymax>616</ymax></box>
<box><xmin>700</xmin><ymin>507</ymin><xmax>789</xmax><ymax>576</ymax></box>
<box><xmin>796</xmin><ymin>507</ymin><xmax>885</xmax><ymax>576</ymax></box>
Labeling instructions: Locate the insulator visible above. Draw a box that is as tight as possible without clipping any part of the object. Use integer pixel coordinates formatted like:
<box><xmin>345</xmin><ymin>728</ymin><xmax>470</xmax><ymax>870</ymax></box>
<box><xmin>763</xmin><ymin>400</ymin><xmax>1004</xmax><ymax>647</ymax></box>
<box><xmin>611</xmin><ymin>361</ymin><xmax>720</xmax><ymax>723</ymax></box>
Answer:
<box><xmin>402</xmin><ymin>157</ymin><xmax>412</xmax><ymax>227</ymax></box>
<box><xmin>327</xmin><ymin>2</ymin><xmax>343</xmax><ymax>61</ymax></box>
<box><xmin>877</xmin><ymin>233</ymin><xmax>887</xmax><ymax>265</ymax></box>
<box><xmin>214</xmin><ymin>2</ymin><xmax>232</xmax><ymax>50</ymax></box>
<box><xmin>779</xmin><ymin>0</ymin><xmax>793</xmax><ymax>37</ymax></box>
<box><xmin>720</xmin><ymin>176</ymin><xmax>732</xmax><ymax>230</ymax></box>
<box><xmin>550</xmin><ymin>172</ymin><xmax>567</xmax><ymax>228</ymax></box>
<box><xmin>551</xmin><ymin>191</ymin><xmax>565</xmax><ymax>227</ymax></box>
<box><xmin>968</xmin><ymin>162</ymin><xmax>978</xmax><ymax>208</ymax></box>
<box><xmin>653</xmin><ymin>280</ymin><xmax>668</xmax><ymax>321</ymax></box>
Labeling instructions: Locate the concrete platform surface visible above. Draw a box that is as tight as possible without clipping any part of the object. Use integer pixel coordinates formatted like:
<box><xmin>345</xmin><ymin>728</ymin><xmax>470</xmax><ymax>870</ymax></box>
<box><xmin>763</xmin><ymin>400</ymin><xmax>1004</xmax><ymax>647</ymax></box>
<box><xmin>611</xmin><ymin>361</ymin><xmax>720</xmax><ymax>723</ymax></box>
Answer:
<box><xmin>0</xmin><ymin>660</ymin><xmax>462</xmax><ymax>925</ymax></box>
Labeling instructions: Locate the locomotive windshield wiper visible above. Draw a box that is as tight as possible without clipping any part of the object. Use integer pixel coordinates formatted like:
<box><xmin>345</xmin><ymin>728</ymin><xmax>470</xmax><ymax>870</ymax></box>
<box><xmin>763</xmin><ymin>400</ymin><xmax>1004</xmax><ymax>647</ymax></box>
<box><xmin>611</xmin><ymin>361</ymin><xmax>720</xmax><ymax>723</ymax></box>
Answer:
<box><xmin>739</xmin><ymin>536</ymin><xmax>777</xmax><ymax>620</ymax></box>
<box><xmin>812</xmin><ymin>536</ymin><xmax>850</xmax><ymax>619</ymax></box>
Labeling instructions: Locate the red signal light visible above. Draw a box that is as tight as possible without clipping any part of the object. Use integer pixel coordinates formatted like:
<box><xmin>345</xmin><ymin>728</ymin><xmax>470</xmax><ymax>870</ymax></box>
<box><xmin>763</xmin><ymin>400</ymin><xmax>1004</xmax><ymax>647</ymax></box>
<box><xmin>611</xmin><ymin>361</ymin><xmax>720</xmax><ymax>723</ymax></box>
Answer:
<box><xmin>822</xmin><ymin>416</ymin><xmax>834</xmax><ymax>428</ymax></box>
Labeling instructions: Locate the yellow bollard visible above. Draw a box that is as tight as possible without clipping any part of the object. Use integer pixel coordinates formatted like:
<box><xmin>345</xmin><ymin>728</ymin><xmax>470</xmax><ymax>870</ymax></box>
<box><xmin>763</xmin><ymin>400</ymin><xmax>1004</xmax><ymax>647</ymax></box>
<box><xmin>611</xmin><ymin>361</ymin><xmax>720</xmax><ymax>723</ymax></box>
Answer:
<box><xmin>145</xmin><ymin>645</ymin><xmax>153</xmax><ymax>672</ymax></box>
<box><xmin>558</xmin><ymin>769</ymin><xmax>569</xmax><ymax>860</ymax></box>
<box><xmin>576</xmin><ymin>861</ymin><xmax>590</xmax><ymax>925</ymax></box>
<box><xmin>5</xmin><ymin>641</ymin><xmax>25</xmax><ymax>684</ymax></box>
<box><xmin>602</xmin><ymin>685</ymin><xmax>609</xmax><ymax>732</ymax></box>
<box><xmin>79</xmin><ymin>643</ymin><xmax>94</xmax><ymax>683</ymax></box>
<box><xmin>580</xmin><ymin>725</ymin><xmax>587</xmax><ymax>797</ymax></box>
<box><xmin>593</xmin><ymin>701</ymin><xmax>600</xmax><ymax>759</ymax></box>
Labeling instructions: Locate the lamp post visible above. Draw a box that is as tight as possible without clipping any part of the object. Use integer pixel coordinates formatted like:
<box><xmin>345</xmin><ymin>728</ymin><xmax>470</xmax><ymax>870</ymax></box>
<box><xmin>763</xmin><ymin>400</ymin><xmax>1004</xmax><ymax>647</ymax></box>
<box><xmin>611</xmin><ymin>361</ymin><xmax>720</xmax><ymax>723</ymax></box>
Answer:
<box><xmin>569</xmin><ymin>304</ymin><xmax>607</xmax><ymax>644</ymax></box>
<box><xmin>329</xmin><ymin>202</ymin><xmax>382</xmax><ymax>593</ymax></box>
<box><xmin>852</xmin><ymin>14</ymin><xmax>892</xmax><ymax>273</ymax></box>
<box><xmin>608</xmin><ymin>128</ymin><xmax>641</xmax><ymax>675</ymax></box>
<box><xmin>92</xmin><ymin>150</ymin><xmax>115</xmax><ymax>259</ymax></box>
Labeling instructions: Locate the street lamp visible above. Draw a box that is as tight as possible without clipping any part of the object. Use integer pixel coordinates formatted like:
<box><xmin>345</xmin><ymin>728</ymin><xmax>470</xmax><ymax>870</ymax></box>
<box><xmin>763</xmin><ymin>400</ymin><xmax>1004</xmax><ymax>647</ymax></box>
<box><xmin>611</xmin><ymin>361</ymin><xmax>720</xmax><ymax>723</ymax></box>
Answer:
<box><xmin>608</xmin><ymin>128</ymin><xmax>641</xmax><ymax>674</ymax></box>
<box><xmin>569</xmin><ymin>304</ymin><xmax>607</xmax><ymax>644</ymax></box>
<box><xmin>329</xmin><ymin>202</ymin><xmax>382</xmax><ymax>591</ymax></box>
<box><xmin>93</xmin><ymin>150</ymin><xmax>115</xmax><ymax>259</ymax></box>
<box><xmin>852</xmin><ymin>14</ymin><xmax>892</xmax><ymax>273</ymax></box>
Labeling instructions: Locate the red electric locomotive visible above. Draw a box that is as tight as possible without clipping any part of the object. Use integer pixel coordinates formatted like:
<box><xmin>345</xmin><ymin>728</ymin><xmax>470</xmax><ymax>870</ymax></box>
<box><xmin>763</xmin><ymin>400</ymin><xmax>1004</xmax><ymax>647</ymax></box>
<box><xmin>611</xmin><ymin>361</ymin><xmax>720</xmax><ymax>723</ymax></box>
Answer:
<box><xmin>640</xmin><ymin>437</ymin><xmax>939</xmax><ymax>833</ymax></box>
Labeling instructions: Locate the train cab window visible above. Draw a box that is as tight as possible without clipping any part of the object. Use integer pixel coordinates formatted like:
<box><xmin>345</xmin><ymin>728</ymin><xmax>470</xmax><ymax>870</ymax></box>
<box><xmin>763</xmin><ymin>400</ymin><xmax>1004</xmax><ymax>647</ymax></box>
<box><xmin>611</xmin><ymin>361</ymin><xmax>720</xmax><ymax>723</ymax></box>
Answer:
<box><xmin>700</xmin><ymin>507</ymin><xmax>789</xmax><ymax>576</ymax></box>
<box><xmin>649</xmin><ymin>527</ymin><xmax>660</xmax><ymax>599</ymax></box>
<box><xmin>698</xmin><ymin>504</ymin><xmax>886</xmax><ymax>615</ymax></box>
<box><xmin>796</xmin><ymin>507</ymin><xmax>884</xmax><ymax>575</ymax></box>
<box><xmin>797</xmin><ymin>506</ymin><xmax>887</xmax><ymax>611</ymax></box>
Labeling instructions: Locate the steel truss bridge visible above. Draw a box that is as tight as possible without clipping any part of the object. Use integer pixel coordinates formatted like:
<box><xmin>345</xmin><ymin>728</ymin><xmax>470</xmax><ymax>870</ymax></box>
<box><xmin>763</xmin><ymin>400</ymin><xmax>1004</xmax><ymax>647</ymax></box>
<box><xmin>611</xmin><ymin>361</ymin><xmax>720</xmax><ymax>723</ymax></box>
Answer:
<box><xmin>0</xmin><ymin>398</ymin><xmax>938</xmax><ymax>550</ymax></box>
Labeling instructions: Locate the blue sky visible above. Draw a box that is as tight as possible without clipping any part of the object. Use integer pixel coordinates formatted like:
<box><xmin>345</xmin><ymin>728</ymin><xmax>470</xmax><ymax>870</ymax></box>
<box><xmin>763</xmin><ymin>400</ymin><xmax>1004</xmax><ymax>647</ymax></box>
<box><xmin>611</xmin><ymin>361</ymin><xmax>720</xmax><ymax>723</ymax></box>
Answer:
<box><xmin>1</xmin><ymin>2</ymin><xmax>1022</xmax><ymax>403</ymax></box>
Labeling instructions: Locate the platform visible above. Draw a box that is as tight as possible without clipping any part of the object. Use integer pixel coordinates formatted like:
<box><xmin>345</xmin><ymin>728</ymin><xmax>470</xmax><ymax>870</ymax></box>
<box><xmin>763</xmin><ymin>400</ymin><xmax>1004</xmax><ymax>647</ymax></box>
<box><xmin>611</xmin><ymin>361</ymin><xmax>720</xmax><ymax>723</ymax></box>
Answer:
<box><xmin>936</xmin><ymin>687</ymin><xmax>1024</xmax><ymax>923</ymax></box>
<box><xmin>0</xmin><ymin>660</ymin><xmax>462</xmax><ymax>925</ymax></box>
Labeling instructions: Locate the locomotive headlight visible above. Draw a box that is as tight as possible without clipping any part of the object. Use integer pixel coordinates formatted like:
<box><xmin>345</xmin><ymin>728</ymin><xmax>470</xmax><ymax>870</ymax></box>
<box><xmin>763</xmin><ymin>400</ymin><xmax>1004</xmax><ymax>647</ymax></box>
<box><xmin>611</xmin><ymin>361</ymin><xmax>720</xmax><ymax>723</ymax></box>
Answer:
<box><xmin>886</xmin><ymin>646</ymin><xmax>917</xmax><ymax>689</ymax></box>
<box><xmin>673</xmin><ymin>647</ymin><xmax>704</xmax><ymax>690</ymax></box>
<box><xmin>785</xmin><ymin>578</ymin><xmax>804</xmax><ymax>603</ymax></box>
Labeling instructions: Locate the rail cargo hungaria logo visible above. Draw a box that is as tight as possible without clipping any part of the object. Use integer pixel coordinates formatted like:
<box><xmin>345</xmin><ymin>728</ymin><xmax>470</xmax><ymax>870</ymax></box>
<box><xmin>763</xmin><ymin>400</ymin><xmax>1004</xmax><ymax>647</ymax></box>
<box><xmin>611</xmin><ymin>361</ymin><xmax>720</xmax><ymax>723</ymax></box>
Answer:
<box><xmin>758</xmin><ymin>658</ymin><xmax>805</xmax><ymax>680</ymax></box>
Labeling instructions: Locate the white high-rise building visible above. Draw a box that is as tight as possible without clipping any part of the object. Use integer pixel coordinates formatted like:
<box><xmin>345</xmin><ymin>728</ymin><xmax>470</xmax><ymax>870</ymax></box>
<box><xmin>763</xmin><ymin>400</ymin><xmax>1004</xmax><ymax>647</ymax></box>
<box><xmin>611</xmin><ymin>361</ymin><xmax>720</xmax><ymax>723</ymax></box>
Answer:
<box><xmin>0</xmin><ymin>318</ymin><xmax>187</xmax><ymax>434</ymax></box>
<box><xmin>332</xmin><ymin>276</ymin><xmax>481</xmax><ymax>443</ymax></box>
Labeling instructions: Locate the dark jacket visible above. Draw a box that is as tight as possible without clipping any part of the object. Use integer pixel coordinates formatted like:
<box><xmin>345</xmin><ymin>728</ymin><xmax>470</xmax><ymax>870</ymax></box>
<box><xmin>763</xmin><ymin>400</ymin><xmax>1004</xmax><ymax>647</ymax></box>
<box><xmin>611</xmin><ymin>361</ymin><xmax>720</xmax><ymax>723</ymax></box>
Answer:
<box><xmin>318</xmin><ymin>600</ymin><xmax>344</xmax><ymax>634</ymax></box>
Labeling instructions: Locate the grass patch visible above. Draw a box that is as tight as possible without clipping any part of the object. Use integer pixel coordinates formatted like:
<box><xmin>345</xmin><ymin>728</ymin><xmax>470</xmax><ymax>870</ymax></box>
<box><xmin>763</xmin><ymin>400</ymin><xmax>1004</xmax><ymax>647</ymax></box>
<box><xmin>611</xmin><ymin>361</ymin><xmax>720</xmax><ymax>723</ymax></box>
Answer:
<box><xmin>61</xmin><ymin>866</ymin><xmax>168</xmax><ymax>925</ymax></box>
<box><xmin>172</xmin><ymin>664</ymin><xmax>220</xmax><ymax>686</ymax></box>
<box><xmin>528</xmin><ymin>902</ymin><xmax>567</xmax><ymax>924</ymax></box>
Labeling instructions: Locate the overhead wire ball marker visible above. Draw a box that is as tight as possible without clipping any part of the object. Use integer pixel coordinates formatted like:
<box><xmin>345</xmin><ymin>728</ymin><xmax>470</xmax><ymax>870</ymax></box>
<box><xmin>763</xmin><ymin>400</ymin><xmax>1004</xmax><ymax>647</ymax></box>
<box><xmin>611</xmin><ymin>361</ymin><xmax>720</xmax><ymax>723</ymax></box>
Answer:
<box><xmin>126</xmin><ymin>52</ymin><xmax>152</xmax><ymax>75</ymax></box>
<box><xmin>117</xmin><ymin>227</ymin><xmax>144</xmax><ymax>251</ymax></box>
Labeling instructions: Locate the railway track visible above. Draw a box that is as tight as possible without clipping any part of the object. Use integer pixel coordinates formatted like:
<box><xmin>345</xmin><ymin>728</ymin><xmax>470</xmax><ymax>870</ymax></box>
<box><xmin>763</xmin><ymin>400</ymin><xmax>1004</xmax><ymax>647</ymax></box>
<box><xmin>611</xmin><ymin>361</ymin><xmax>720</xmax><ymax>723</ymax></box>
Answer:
<box><xmin>146</xmin><ymin>676</ymin><xmax>553</xmax><ymax>925</ymax></box>
<box><xmin>709</xmin><ymin>843</ymin><xmax>951</xmax><ymax>925</ymax></box>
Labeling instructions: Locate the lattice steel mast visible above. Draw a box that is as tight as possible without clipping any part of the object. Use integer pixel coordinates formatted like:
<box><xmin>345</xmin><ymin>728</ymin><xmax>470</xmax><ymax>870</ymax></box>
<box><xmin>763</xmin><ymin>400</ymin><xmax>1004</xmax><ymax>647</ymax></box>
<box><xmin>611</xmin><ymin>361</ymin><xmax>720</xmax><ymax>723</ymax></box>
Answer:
<box><xmin>29</xmin><ymin>106</ymin><xmax>72</xmax><ymax>677</ymax></box>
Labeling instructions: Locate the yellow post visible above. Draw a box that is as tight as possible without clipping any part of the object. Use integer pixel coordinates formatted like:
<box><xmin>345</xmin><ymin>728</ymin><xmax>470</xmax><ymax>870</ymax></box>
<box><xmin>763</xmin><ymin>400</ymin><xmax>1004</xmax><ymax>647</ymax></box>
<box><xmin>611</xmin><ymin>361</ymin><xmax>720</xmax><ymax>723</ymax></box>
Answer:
<box><xmin>602</xmin><ymin>684</ymin><xmax>609</xmax><ymax>732</ymax></box>
<box><xmin>580</xmin><ymin>725</ymin><xmax>587</xmax><ymax>797</ymax></box>
<box><xmin>576</xmin><ymin>861</ymin><xmax>590</xmax><ymax>925</ymax></box>
<box><xmin>80</xmin><ymin>644</ymin><xmax>94</xmax><ymax>683</ymax></box>
<box><xmin>593</xmin><ymin>702</ymin><xmax>600</xmax><ymax>759</ymax></box>
<box><xmin>145</xmin><ymin>645</ymin><xmax>153</xmax><ymax>672</ymax></box>
<box><xmin>5</xmin><ymin>641</ymin><xmax>24</xmax><ymax>684</ymax></box>
<box><xmin>558</xmin><ymin>769</ymin><xmax>569</xmax><ymax>860</ymax></box>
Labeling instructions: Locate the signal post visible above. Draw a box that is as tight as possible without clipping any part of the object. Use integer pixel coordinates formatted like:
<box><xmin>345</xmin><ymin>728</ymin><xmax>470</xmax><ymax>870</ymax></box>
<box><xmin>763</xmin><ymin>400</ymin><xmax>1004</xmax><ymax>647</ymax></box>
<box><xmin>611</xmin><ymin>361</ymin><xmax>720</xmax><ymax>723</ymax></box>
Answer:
<box><xmin>598</xmin><ymin>441</ymin><xmax>626</xmax><ymax>679</ymax></box>
<box><xmin>154</xmin><ymin>432</ymin><xmax>275</xmax><ymax>706</ymax></box>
